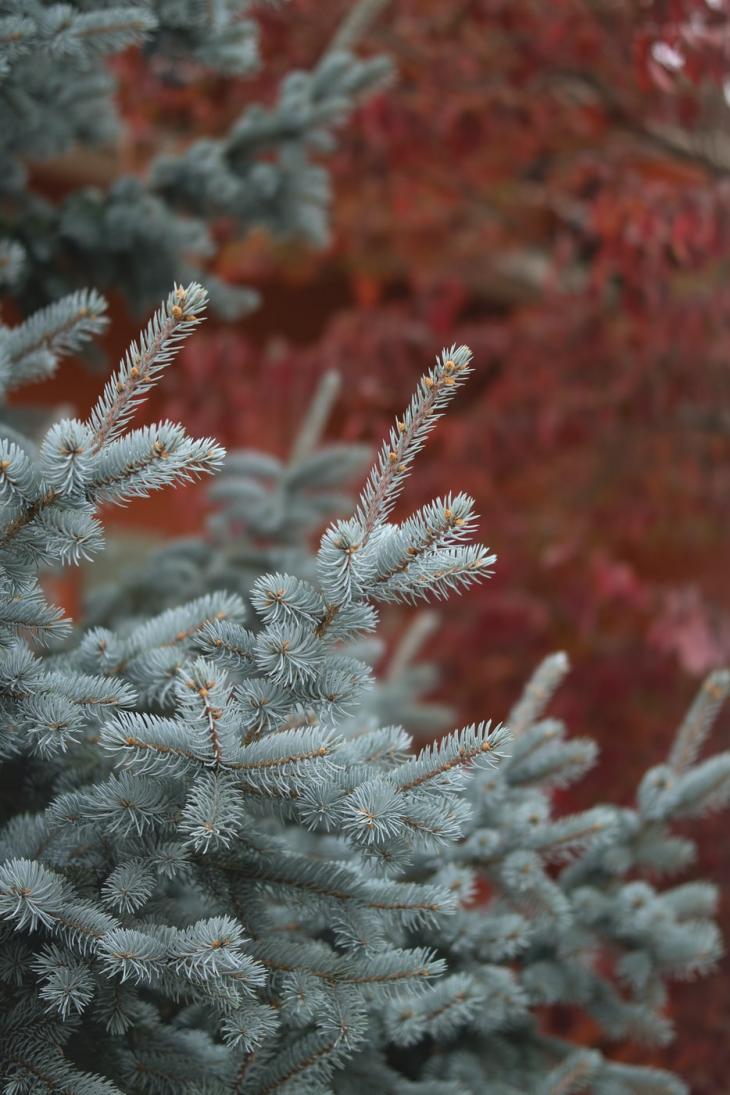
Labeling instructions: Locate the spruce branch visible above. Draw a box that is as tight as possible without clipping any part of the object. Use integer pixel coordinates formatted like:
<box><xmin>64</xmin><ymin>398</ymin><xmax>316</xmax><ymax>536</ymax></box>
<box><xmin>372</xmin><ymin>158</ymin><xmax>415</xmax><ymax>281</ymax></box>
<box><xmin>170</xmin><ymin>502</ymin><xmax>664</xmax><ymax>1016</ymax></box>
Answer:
<box><xmin>507</xmin><ymin>652</ymin><xmax>570</xmax><ymax>738</ymax></box>
<box><xmin>386</xmin><ymin>610</ymin><xmax>439</xmax><ymax>680</ymax></box>
<box><xmin>396</xmin><ymin>722</ymin><xmax>509</xmax><ymax>794</ymax></box>
<box><xmin>2</xmin><ymin>288</ymin><xmax>108</xmax><ymax>391</ymax></box>
<box><xmin>669</xmin><ymin>669</ymin><xmax>730</xmax><ymax>775</ymax></box>
<box><xmin>314</xmin><ymin>343</ymin><xmax>494</xmax><ymax>639</ymax></box>
<box><xmin>0</xmin><ymin>286</ymin><xmax>221</xmax><ymax>561</ymax></box>
<box><xmin>355</xmin><ymin>344</ymin><xmax>474</xmax><ymax>543</ymax></box>
<box><xmin>540</xmin><ymin>1050</ymin><xmax>601</xmax><ymax>1095</ymax></box>
<box><xmin>326</xmin><ymin>0</ymin><xmax>391</xmax><ymax>56</ymax></box>
<box><xmin>0</xmin><ymin>239</ymin><xmax>25</xmax><ymax>286</ymax></box>
<box><xmin>87</xmin><ymin>283</ymin><xmax>208</xmax><ymax>453</ymax></box>
<box><xmin>0</xmin><ymin>7</ymin><xmax>155</xmax><ymax>63</ymax></box>
<box><xmin>289</xmin><ymin>369</ymin><xmax>342</xmax><ymax>465</ymax></box>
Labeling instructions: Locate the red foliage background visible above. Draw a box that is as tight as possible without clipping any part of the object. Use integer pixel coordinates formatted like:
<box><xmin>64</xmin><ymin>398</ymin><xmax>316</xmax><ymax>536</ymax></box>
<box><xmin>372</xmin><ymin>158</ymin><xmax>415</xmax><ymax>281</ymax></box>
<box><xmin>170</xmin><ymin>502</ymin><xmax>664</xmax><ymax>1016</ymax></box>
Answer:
<box><xmin>25</xmin><ymin>2</ymin><xmax>730</xmax><ymax>1089</ymax></box>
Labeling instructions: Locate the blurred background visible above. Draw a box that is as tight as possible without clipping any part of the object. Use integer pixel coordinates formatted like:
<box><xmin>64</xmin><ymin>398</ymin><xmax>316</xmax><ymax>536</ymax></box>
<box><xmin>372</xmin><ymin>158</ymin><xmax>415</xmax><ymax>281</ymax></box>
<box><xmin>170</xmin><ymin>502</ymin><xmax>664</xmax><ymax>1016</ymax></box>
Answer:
<box><xmin>19</xmin><ymin>2</ymin><xmax>730</xmax><ymax>1089</ymax></box>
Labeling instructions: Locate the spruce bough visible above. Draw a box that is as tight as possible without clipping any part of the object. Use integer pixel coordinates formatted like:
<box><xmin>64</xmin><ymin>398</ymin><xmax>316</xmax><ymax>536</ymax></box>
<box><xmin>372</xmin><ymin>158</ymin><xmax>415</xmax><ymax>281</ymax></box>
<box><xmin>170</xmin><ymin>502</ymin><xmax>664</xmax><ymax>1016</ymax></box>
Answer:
<box><xmin>0</xmin><ymin>285</ymin><xmax>729</xmax><ymax>1094</ymax></box>
<box><xmin>0</xmin><ymin>3</ymin><xmax>389</xmax><ymax>318</ymax></box>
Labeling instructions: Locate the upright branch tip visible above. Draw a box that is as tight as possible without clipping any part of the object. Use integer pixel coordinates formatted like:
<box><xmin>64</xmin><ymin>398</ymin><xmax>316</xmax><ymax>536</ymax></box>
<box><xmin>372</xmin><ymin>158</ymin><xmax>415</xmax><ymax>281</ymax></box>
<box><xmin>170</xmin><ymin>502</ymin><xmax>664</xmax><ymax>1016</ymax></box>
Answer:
<box><xmin>355</xmin><ymin>345</ymin><xmax>473</xmax><ymax>543</ymax></box>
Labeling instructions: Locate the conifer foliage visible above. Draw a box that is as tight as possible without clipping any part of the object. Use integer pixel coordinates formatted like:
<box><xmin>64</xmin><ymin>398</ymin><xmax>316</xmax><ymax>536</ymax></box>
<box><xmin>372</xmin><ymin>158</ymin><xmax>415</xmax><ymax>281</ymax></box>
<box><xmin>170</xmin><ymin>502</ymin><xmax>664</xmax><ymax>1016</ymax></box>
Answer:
<box><xmin>0</xmin><ymin>285</ymin><xmax>729</xmax><ymax>1093</ymax></box>
<box><xmin>0</xmin><ymin>2</ymin><xmax>388</xmax><ymax>316</ymax></box>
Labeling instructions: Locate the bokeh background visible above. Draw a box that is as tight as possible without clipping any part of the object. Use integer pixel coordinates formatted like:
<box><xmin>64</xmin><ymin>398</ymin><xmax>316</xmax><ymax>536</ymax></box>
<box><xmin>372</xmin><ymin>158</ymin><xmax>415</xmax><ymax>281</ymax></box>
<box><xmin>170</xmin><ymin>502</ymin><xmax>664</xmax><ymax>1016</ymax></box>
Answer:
<box><xmin>20</xmin><ymin>3</ymin><xmax>730</xmax><ymax>1090</ymax></box>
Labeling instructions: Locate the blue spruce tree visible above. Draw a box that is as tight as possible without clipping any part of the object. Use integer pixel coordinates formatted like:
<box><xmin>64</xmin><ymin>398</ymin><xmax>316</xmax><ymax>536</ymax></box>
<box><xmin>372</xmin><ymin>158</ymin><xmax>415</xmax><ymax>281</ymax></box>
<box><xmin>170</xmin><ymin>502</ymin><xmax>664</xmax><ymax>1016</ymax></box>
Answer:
<box><xmin>0</xmin><ymin>282</ymin><xmax>729</xmax><ymax>1094</ymax></box>
<box><xmin>0</xmin><ymin>2</ymin><xmax>389</xmax><ymax>317</ymax></box>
